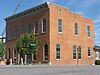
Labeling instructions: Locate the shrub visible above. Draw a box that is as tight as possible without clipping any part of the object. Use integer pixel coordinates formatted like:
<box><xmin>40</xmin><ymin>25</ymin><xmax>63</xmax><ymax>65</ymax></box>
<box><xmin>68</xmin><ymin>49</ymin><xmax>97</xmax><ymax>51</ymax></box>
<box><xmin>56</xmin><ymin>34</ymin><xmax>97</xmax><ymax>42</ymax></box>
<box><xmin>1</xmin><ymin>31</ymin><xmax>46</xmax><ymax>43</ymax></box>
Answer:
<box><xmin>95</xmin><ymin>60</ymin><xmax>100</xmax><ymax>65</ymax></box>
<box><xmin>5</xmin><ymin>59</ymin><xmax>10</xmax><ymax>65</ymax></box>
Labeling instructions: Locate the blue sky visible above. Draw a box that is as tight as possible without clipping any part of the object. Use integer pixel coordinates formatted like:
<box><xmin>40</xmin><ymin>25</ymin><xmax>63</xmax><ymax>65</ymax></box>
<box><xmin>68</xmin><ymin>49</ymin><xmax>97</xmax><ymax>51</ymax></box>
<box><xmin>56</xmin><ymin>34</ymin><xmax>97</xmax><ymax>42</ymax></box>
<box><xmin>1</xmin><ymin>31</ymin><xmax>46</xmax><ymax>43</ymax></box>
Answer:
<box><xmin>0</xmin><ymin>0</ymin><xmax>100</xmax><ymax>45</ymax></box>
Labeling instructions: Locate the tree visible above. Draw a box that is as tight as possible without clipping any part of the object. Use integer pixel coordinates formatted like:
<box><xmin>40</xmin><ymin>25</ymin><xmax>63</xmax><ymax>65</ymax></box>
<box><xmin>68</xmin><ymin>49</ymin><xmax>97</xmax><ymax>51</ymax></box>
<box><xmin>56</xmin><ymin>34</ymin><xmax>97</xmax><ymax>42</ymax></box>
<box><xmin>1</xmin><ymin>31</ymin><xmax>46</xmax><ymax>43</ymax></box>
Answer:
<box><xmin>0</xmin><ymin>41</ymin><xmax>5</xmax><ymax>59</ymax></box>
<box><xmin>16</xmin><ymin>32</ymin><xmax>40</xmax><ymax>64</ymax></box>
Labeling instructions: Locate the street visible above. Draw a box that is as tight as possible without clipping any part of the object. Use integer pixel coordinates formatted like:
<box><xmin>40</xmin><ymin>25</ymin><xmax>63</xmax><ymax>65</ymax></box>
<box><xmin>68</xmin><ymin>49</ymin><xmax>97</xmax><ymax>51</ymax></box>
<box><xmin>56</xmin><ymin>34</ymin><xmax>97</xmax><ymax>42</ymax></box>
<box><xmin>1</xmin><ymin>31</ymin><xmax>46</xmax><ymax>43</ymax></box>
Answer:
<box><xmin>0</xmin><ymin>65</ymin><xmax>100</xmax><ymax>75</ymax></box>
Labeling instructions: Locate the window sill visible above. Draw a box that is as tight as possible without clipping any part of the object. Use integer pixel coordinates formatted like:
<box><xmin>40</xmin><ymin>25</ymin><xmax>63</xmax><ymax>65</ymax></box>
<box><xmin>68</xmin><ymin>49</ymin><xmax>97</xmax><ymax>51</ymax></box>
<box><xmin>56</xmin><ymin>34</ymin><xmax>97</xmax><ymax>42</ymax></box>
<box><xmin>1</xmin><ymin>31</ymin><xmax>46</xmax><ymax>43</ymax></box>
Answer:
<box><xmin>34</xmin><ymin>33</ymin><xmax>38</xmax><ymax>35</ymax></box>
<box><xmin>58</xmin><ymin>32</ymin><xmax>63</xmax><ymax>34</ymax></box>
<box><xmin>42</xmin><ymin>31</ymin><xmax>46</xmax><ymax>34</ymax></box>
<box><xmin>73</xmin><ymin>59</ymin><xmax>77</xmax><ymax>60</ymax></box>
<box><xmin>56</xmin><ymin>59</ymin><xmax>61</xmax><ymax>61</ymax></box>
<box><xmin>88</xmin><ymin>56</ymin><xmax>91</xmax><ymax>57</ymax></box>
<box><xmin>88</xmin><ymin>37</ymin><xmax>91</xmax><ymax>38</ymax></box>
<box><xmin>75</xmin><ymin>35</ymin><xmax>79</xmax><ymax>36</ymax></box>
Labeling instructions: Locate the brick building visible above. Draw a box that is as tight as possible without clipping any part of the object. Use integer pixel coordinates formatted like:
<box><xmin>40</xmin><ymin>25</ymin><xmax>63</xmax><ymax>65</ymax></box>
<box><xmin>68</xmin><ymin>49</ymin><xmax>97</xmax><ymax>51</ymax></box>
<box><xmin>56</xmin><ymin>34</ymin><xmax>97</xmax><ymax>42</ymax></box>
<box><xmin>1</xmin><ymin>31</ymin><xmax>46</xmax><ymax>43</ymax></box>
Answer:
<box><xmin>5</xmin><ymin>2</ymin><xmax>95</xmax><ymax>65</ymax></box>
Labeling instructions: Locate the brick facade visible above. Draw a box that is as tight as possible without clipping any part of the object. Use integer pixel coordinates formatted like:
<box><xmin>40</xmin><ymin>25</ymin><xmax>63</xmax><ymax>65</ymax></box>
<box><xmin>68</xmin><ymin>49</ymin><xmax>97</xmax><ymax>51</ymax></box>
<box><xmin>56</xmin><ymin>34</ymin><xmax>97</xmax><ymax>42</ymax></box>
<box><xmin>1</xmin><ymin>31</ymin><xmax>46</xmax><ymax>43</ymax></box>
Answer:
<box><xmin>5</xmin><ymin>2</ymin><xmax>95</xmax><ymax>65</ymax></box>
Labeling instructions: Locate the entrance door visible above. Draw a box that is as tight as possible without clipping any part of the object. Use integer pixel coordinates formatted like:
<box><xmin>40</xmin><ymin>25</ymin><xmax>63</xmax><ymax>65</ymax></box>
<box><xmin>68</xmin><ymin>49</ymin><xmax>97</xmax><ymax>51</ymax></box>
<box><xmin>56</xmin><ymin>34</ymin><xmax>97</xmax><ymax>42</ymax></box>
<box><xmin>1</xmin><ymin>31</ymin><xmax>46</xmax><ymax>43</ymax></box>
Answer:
<box><xmin>26</xmin><ymin>54</ymin><xmax>32</xmax><ymax>64</ymax></box>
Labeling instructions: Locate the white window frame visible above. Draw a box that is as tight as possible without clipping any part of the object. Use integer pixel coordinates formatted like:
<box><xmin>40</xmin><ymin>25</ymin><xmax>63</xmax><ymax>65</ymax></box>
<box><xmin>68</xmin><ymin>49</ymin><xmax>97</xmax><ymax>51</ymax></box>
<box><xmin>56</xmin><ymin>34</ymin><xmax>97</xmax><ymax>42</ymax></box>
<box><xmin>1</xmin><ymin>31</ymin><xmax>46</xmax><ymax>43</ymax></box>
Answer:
<box><xmin>56</xmin><ymin>44</ymin><xmax>61</xmax><ymax>60</ymax></box>
<box><xmin>75</xmin><ymin>23</ymin><xmax>78</xmax><ymax>35</ymax></box>
<box><xmin>58</xmin><ymin>19</ymin><xmax>62</xmax><ymax>33</ymax></box>
<box><xmin>88</xmin><ymin>47</ymin><xmax>91</xmax><ymax>57</ymax></box>
<box><xmin>34</xmin><ymin>21</ymin><xmax>38</xmax><ymax>34</ymax></box>
<box><xmin>73</xmin><ymin>45</ymin><xmax>77</xmax><ymax>60</ymax></box>
<box><xmin>87</xmin><ymin>26</ymin><xmax>91</xmax><ymax>38</ymax></box>
<box><xmin>42</xmin><ymin>18</ymin><xmax>46</xmax><ymax>33</ymax></box>
<box><xmin>20</xmin><ymin>24</ymin><xmax>24</xmax><ymax>33</ymax></box>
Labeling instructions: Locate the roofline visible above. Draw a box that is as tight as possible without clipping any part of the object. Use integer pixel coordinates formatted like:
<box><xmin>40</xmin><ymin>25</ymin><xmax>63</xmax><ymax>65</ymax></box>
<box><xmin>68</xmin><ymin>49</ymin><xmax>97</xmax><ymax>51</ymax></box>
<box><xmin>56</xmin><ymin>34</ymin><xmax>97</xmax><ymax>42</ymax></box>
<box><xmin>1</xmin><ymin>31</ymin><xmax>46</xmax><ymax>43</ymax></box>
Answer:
<box><xmin>5</xmin><ymin>2</ymin><xmax>93</xmax><ymax>22</ymax></box>
<box><xmin>5</xmin><ymin>2</ymin><xmax>50</xmax><ymax>22</ymax></box>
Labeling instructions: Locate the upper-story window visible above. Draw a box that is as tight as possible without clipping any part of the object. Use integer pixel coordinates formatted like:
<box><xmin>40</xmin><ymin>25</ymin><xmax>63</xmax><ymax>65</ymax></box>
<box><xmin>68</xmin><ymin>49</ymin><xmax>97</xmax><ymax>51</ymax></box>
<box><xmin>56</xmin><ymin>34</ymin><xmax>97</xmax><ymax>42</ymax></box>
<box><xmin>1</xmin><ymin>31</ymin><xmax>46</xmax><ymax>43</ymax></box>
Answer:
<box><xmin>8</xmin><ymin>29</ymin><xmax>11</xmax><ymax>40</ymax></box>
<box><xmin>27</xmin><ymin>23</ymin><xmax>31</xmax><ymax>32</ymax></box>
<box><xmin>34</xmin><ymin>21</ymin><xmax>38</xmax><ymax>34</ymax></box>
<box><xmin>56</xmin><ymin>44</ymin><xmax>60</xmax><ymax>59</ymax></box>
<box><xmin>88</xmin><ymin>47</ymin><xmax>91</xmax><ymax>56</ymax></box>
<box><xmin>58</xmin><ymin>19</ymin><xmax>62</xmax><ymax>33</ymax></box>
<box><xmin>75</xmin><ymin>23</ymin><xmax>78</xmax><ymax>35</ymax></box>
<box><xmin>87</xmin><ymin>26</ymin><xmax>90</xmax><ymax>37</ymax></box>
<box><xmin>14</xmin><ymin>27</ymin><xmax>17</xmax><ymax>38</ymax></box>
<box><xmin>20</xmin><ymin>24</ymin><xmax>24</xmax><ymax>33</ymax></box>
<box><xmin>42</xmin><ymin>18</ymin><xmax>46</xmax><ymax>33</ymax></box>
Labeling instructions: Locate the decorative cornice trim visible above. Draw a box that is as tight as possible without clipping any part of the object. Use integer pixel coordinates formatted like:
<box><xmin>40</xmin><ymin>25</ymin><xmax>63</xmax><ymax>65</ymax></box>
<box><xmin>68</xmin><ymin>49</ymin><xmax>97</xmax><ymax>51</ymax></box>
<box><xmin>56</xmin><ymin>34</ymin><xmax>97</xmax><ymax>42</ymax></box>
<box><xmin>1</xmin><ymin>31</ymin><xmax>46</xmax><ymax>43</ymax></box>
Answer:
<box><xmin>5</xmin><ymin>2</ymin><xmax>50</xmax><ymax>22</ymax></box>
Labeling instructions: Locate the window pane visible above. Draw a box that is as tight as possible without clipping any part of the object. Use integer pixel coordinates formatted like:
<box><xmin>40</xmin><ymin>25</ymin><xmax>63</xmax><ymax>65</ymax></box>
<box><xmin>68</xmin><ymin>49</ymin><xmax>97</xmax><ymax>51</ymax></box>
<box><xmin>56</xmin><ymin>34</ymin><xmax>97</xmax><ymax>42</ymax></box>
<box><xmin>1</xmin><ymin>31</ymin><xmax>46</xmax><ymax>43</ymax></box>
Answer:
<box><xmin>42</xmin><ymin>18</ymin><xmax>46</xmax><ymax>32</ymax></box>
<box><xmin>88</xmin><ymin>47</ymin><xmax>91</xmax><ymax>56</ymax></box>
<box><xmin>44</xmin><ymin>44</ymin><xmax>48</xmax><ymax>60</ymax></box>
<box><xmin>78</xmin><ymin>46</ymin><xmax>81</xmax><ymax>59</ymax></box>
<box><xmin>8</xmin><ymin>29</ymin><xmax>11</xmax><ymax>39</ymax></box>
<box><xmin>56</xmin><ymin>44</ymin><xmax>60</xmax><ymax>59</ymax></box>
<box><xmin>14</xmin><ymin>27</ymin><xmax>17</xmax><ymax>37</ymax></box>
<box><xmin>21</xmin><ymin>24</ymin><xmax>24</xmax><ymax>33</ymax></box>
<box><xmin>27</xmin><ymin>23</ymin><xmax>31</xmax><ymax>32</ymax></box>
<box><xmin>75</xmin><ymin>23</ymin><xmax>78</xmax><ymax>35</ymax></box>
<box><xmin>73</xmin><ymin>45</ymin><xmax>76</xmax><ymax>59</ymax></box>
<box><xmin>34</xmin><ymin>21</ymin><xmax>38</xmax><ymax>34</ymax></box>
<box><xmin>58</xmin><ymin>19</ymin><xmax>62</xmax><ymax>32</ymax></box>
<box><xmin>87</xmin><ymin>26</ymin><xmax>90</xmax><ymax>37</ymax></box>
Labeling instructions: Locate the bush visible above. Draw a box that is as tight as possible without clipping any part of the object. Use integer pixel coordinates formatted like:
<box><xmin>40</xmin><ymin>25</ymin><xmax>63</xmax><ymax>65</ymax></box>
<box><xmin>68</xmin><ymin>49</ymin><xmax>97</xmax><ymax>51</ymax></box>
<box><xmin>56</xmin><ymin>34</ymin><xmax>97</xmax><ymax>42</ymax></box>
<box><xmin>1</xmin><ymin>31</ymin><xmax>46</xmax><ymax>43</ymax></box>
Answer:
<box><xmin>95</xmin><ymin>60</ymin><xmax>100</xmax><ymax>65</ymax></box>
<box><xmin>5</xmin><ymin>59</ymin><xmax>10</xmax><ymax>65</ymax></box>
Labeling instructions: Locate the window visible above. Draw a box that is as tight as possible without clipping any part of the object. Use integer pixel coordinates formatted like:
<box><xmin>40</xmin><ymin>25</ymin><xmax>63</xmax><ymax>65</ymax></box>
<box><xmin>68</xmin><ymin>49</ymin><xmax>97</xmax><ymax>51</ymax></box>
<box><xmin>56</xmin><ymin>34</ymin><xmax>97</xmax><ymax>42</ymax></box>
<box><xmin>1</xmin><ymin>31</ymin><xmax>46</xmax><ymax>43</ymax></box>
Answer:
<box><xmin>7</xmin><ymin>48</ymin><xmax>10</xmax><ymax>59</ymax></box>
<box><xmin>8</xmin><ymin>29</ymin><xmax>11</xmax><ymax>40</ymax></box>
<box><xmin>78</xmin><ymin>46</ymin><xmax>81</xmax><ymax>59</ymax></box>
<box><xmin>58</xmin><ymin>19</ymin><xmax>62</xmax><ymax>33</ymax></box>
<box><xmin>34</xmin><ymin>21</ymin><xmax>38</xmax><ymax>34</ymax></box>
<box><xmin>75</xmin><ymin>23</ymin><xmax>78</xmax><ymax>35</ymax></box>
<box><xmin>14</xmin><ymin>27</ymin><xmax>17</xmax><ymax>37</ymax></box>
<box><xmin>20</xmin><ymin>24</ymin><xmax>24</xmax><ymax>33</ymax></box>
<box><xmin>88</xmin><ymin>47</ymin><xmax>91</xmax><ymax>56</ymax></box>
<box><xmin>87</xmin><ymin>26</ymin><xmax>90</xmax><ymax>37</ymax></box>
<box><xmin>42</xmin><ymin>18</ymin><xmax>46</xmax><ymax>33</ymax></box>
<box><xmin>56</xmin><ymin>44</ymin><xmax>60</xmax><ymax>59</ymax></box>
<box><xmin>44</xmin><ymin>44</ymin><xmax>48</xmax><ymax>60</ymax></box>
<box><xmin>33</xmin><ymin>54</ymin><xmax>36</xmax><ymax>60</ymax></box>
<box><xmin>13</xmin><ymin>48</ymin><xmax>17</xmax><ymax>61</ymax></box>
<box><xmin>73</xmin><ymin>45</ymin><xmax>76</xmax><ymax>59</ymax></box>
<box><xmin>27</xmin><ymin>23</ymin><xmax>31</xmax><ymax>32</ymax></box>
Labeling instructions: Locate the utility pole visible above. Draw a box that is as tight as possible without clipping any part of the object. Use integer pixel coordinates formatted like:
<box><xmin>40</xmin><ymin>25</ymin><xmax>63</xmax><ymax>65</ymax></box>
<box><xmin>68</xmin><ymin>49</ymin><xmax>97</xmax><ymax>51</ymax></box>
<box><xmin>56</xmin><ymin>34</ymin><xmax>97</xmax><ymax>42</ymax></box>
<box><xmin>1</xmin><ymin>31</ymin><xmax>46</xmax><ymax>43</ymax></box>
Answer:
<box><xmin>77</xmin><ymin>47</ymin><xmax>79</xmax><ymax>65</ymax></box>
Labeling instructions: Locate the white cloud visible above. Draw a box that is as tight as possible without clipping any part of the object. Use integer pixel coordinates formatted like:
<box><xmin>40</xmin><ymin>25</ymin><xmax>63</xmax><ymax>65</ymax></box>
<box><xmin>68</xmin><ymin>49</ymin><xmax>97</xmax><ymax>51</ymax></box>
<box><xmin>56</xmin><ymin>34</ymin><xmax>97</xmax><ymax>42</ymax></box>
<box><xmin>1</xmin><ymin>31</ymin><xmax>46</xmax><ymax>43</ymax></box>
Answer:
<box><xmin>94</xmin><ymin>19</ymin><xmax>100</xmax><ymax>23</ymax></box>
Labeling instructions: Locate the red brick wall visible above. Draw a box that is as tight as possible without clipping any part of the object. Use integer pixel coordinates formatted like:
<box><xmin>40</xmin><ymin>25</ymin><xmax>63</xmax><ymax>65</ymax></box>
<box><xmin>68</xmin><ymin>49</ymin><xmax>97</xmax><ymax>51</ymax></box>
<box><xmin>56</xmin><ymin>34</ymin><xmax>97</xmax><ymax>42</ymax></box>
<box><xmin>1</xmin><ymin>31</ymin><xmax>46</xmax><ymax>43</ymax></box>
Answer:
<box><xmin>6</xmin><ymin>8</ymin><xmax>50</xmax><ymax>63</ymax></box>
<box><xmin>49</xmin><ymin>4</ymin><xmax>95</xmax><ymax>65</ymax></box>
<box><xmin>6</xmin><ymin>3</ymin><xmax>95</xmax><ymax>65</ymax></box>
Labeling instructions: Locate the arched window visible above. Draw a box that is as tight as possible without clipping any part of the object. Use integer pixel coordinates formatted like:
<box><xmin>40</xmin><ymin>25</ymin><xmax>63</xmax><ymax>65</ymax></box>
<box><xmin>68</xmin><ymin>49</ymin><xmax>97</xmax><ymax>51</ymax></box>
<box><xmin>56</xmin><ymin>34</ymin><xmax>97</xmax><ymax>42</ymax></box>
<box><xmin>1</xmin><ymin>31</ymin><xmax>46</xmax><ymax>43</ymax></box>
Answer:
<box><xmin>44</xmin><ymin>44</ymin><xmax>48</xmax><ymax>60</ymax></box>
<box><xmin>20</xmin><ymin>24</ymin><xmax>24</xmax><ymax>33</ymax></box>
<box><xmin>34</xmin><ymin>21</ymin><xmax>38</xmax><ymax>34</ymax></box>
<box><xmin>42</xmin><ymin>18</ymin><xmax>46</xmax><ymax>33</ymax></box>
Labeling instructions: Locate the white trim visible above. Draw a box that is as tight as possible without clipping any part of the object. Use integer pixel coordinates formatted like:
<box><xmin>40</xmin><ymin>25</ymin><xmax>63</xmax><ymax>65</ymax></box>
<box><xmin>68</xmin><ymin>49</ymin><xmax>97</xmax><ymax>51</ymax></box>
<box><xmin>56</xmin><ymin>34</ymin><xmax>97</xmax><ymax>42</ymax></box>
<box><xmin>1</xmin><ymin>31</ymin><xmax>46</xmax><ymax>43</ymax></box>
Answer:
<box><xmin>34</xmin><ymin>21</ymin><xmax>38</xmax><ymax>34</ymax></box>
<box><xmin>88</xmin><ymin>37</ymin><xmax>91</xmax><ymax>38</ymax></box>
<box><xmin>43</xmin><ymin>44</ymin><xmax>48</xmax><ymax>61</ymax></box>
<box><xmin>58</xmin><ymin>32</ymin><xmax>63</xmax><ymax>34</ymax></box>
<box><xmin>75</xmin><ymin>35</ymin><xmax>79</xmax><ymax>36</ymax></box>
<box><xmin>42</xmin><ymin>18</ymin><xmax>47</xmax><ymax>33</ymax></box>
<box><xmin>56</xmin><ymin>59</ymin><xmax>61</xmax><ymax>61</ymax></box>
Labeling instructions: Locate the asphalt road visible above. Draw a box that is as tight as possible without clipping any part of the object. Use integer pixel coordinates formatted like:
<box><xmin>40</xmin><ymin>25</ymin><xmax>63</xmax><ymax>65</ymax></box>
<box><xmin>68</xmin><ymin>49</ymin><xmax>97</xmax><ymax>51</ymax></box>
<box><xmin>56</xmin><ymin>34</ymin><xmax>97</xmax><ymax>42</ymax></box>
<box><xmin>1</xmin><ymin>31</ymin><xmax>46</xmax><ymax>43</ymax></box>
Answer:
<box><xmin>0</xmin><ymin>65</ymin><xmax>100</xmax><ymax>75</ymax></box>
